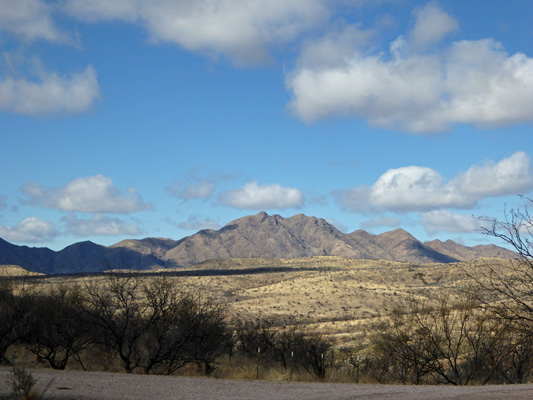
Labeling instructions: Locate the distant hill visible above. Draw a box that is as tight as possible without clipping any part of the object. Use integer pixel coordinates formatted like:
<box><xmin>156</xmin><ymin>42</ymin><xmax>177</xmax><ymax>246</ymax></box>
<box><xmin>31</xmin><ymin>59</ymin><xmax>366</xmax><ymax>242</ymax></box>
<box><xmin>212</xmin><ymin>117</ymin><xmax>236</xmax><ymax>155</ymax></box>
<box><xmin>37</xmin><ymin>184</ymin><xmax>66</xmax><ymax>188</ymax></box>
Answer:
<box><xmin>423</xmin><ymin>239</ymin><xmax>514</xmax><ymax>260</ymax></box>
<box><xmin>0</xmin><ymin>264</ymin><xmax>44</xmax><ymax>277</ymax></box>
<box><xmin>0</xmin><ymin>212</ymin><xmax>516</xmax><ymax>275</ymax></box>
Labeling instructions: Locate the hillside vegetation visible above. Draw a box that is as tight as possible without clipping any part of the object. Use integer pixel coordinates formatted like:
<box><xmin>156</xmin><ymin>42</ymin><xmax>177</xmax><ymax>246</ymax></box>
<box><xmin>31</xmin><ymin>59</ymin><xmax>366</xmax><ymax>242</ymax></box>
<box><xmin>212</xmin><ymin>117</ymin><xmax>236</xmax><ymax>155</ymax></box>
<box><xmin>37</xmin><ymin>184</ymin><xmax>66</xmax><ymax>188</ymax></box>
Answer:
<box><xmin>1</xmin><ymin>256</ymin><xmax>509</xmax><ymax>340</ymax></box>
<box><xmin>1</xmin><ymin>253</ymin><xmax>532</xmax><ymax>385</ymax></box>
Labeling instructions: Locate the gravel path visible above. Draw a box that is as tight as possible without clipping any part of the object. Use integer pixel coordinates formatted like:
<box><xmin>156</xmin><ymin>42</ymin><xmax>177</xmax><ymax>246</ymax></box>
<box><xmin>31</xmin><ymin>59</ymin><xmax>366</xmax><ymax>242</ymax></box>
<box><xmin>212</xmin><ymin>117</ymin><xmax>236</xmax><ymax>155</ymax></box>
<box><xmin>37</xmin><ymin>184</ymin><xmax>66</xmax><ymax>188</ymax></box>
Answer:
<box><xmin>1</xmin><ymin>368</ymin><xmax>533</xmax><ymax>400</ymax></box>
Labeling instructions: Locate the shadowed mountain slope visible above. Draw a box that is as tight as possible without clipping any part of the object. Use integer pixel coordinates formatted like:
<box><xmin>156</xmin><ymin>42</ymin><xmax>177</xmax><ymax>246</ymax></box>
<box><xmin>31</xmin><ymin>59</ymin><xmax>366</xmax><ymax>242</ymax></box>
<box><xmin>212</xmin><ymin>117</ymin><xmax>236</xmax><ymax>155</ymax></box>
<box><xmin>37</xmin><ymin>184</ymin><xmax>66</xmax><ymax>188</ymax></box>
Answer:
<box><xmin>423</xmin><ymin>239</ymin><xmax>516</xmax><ymax>261</ymax></box>
<box><xmin>0</xmin><ymin>238</ymin><xmax>56</xmax><ymax>274</ymax></box>
<box><xmin>0</xmin><ymin>212</ymin><xmax>515</xmax><ymax>274</ymax></box>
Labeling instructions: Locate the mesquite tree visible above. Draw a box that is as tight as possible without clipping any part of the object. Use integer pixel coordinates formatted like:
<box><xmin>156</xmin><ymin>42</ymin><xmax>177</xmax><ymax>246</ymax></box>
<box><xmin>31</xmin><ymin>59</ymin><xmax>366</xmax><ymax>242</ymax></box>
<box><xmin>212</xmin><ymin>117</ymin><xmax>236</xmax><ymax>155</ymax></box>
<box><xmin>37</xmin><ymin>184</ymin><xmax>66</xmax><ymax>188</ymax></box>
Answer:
<box><xmin>478</xmin><ymin>197</ymin><xmax>533</xmax><ymax>326</ymax></box>
<box><xmin>23</xmin><ymin>284</ymin><xmax>91</xmax><ymax>370</ymax></box>
<box><xmin>0</xmin><ymin>278</ymin><xmax>35</xmax><ymax>363</ymax></box>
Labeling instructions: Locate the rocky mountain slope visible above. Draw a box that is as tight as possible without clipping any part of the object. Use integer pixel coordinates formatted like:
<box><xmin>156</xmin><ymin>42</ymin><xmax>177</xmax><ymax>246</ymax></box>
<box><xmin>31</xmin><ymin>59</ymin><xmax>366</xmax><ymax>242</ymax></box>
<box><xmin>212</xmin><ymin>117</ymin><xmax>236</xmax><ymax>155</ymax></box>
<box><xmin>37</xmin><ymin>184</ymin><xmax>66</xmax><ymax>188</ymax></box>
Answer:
<box><xmin>0</xmin><ymin>212</ymin><xmax>515</xmax><ymax>274</ymax></box>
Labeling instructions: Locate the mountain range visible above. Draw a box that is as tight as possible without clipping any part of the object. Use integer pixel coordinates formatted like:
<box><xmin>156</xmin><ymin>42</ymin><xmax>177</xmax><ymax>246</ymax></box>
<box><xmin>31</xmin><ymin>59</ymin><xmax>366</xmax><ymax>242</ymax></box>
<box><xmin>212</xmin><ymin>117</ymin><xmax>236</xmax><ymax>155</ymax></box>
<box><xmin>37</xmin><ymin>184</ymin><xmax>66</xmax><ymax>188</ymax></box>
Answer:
<box><xmin>0</xmin><ymin>212</ymin><xmax>515</xmax><ymax>275</ymax></box>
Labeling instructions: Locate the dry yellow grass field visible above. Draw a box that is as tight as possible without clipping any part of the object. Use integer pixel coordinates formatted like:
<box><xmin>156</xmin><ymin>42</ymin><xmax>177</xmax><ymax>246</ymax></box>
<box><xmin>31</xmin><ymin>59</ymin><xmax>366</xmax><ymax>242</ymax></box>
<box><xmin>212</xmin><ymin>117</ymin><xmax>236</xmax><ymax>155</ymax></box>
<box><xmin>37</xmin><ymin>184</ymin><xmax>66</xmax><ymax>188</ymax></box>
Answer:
<box><xmin>4</xmin><ymin>256</ymin><xmax>511</xmax><ymax>347</ymax></box>
<box><xmin>0</xmin><ymin>265</ymin><xmax>44</xmax><ymax>277</ymax></box>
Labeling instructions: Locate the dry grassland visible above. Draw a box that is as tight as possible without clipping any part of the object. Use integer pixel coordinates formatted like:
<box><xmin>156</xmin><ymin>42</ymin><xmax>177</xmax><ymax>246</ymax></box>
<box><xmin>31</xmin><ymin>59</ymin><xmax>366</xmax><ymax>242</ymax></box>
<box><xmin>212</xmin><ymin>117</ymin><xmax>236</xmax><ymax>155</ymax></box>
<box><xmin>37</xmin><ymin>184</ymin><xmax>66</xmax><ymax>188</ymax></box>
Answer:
<box><xmin>6</xmin><ymin>256</ymin><xmax>511</xmax><ymax>347</ymax></box>
<box><xmin>0</xmin><ymin>265</ymin><xmax>43</xmax><ymax>277</ymax></box>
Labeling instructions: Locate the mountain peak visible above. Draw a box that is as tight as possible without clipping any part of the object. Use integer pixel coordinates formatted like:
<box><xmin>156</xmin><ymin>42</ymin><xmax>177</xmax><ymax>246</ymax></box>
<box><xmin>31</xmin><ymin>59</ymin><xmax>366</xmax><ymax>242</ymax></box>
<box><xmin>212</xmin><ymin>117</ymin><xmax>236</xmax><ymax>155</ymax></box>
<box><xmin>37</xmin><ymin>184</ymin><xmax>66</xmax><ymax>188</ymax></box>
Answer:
<box><xmin>0</xmin><ymin>213</ymin><xmax>515</xmax><ymax>274</ymax></box>
<box><xmin>227</xmin><ymin>211</ymin><xmax>271</xmax><ymax>225</ymax></box>
<box><xmin>379</xmin><ymin>228</ymin><xmax>414</xmax><ymax>238</ymax></box>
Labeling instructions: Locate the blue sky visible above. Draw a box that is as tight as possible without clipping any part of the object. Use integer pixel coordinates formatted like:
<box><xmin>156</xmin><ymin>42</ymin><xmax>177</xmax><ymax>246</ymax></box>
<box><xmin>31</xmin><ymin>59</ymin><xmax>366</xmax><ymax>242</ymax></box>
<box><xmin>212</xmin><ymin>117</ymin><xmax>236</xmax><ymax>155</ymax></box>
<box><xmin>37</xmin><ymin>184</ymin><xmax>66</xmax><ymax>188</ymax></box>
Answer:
<box><xmin>1</xmin><ymin>0</ymin><xmax>533</xmax><ymax>251</ymax></box>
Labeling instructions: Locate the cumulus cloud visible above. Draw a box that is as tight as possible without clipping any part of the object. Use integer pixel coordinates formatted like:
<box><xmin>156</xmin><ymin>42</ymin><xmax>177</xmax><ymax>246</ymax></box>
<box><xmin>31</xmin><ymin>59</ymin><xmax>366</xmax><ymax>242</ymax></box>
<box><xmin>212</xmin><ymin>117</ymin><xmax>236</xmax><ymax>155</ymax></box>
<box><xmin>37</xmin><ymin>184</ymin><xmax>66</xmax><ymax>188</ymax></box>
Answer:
<box><xmin>0</xmin><ymin>0</ymin><xmax>67</xmax><ymax>42</ymax></box>
<box><xmin>166</xmin><ymin>179</ymin><xmax>215</xmax><ymax>201</ymax></box>
<box><xmin>178</xmin><ymin>216</ymin><xmax>221</xmax><ymax>231</ymax></box>
<box><xmin>287</xmin><ymin>4</ymin><xmax>533</xmax><ymax>133</ymax></box>
<box><xmin>297</xmin><ymin>23</ymin><xmax>374</xmax><ymax>69</ymax></box>
<box><xmin>20</xmin><ymin>175</ymin><xmax>151</xmax><ymax>213</ymax></box>
<box><xmin>409</xmin><ymin>3</ymin><xmax>458</xmax><ymax>50</ymax></box>
<box><xmin>287</xmin><ymin>49</ymin><xmax>443</xmax><ymax>128</ymax></box>
<box><xmin>0</xmin><ymin>1</ymin><xmax>98</xmax><ymax>117</ymax></box>
<box><xmin>0</xmin><ymin>217</ymin><xmax>58</xmax><ymax>243</ymax></box>
<box><xmin>219</xmin><ymin>181</ymin><xmax>304</xmax><ymax>210</ymax></box>
<box><xmin>63</xmin><ymin>214</ymin><xmax>141</xmax><ymax>236</ymax></box>
<box><xmin>63</xmin><ymin>0</ymin><xmax>329</xmax><ymax>66</ymax></box>
<box><xmin>0</xmin><ymin>66</ymin><xmax>100</xmax><ymax>116</ymax></box>
<box><xmin>367</xmin><ymin>166</ymin><xmax>470</xmax><ymax>212</ymax></box>
<box><xmin>421</xmin><ymin>210</ymin><xmax>482</xmax><ymax>235</ymax></box>
<box><xmin>455</xmin><ymin>151</ymin><xmax>533</xmax><ymax>197</ymax></box>
<box><xmin>335</xmin><ymin>152</ymin><xmax>533</xmax><ymax>213</ymax></box>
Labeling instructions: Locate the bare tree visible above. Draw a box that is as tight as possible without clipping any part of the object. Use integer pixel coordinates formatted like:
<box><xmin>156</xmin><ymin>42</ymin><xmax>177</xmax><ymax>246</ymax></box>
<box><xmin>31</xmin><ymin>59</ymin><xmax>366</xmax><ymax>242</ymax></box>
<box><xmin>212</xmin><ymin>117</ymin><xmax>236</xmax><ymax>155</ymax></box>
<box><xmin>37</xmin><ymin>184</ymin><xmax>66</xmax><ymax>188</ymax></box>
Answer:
<box><xmin>370</xmin><ymin>293</ymin><xmax>513</xmax><ymax>385</ymax></box>
<box><xmin>293</xmin><ymin>333</ymin><xmax>332</xmax><ymax>380</ymax></box>
<box><xmin>478</xmin><ymin>197</ymin><xmax>533</xmax><ymax>324</ymax></box>
<box><xmin>23</xmin><ymin>284</ymin><xmax>90</xmax><ymax>370</ymax></box>
<box><xmin>82</xmin><ymin>273</ymin><xmax>150</xmax><ymax>373</ymax></box>
<box><xmin>137</xmin><ymin>277</ymin><xmax>186</xmax><ymax>375</ymax></box>
<box><xmin>234</xmin><ymin>321</ymin><xmax>307</xmax><ymax>373</ymax></box>
<box><xmin>269</xmin><ymin>327</ymin><xmax>305</xmax><ymax>370</ymax></box>
<box><xmin>178</xmin><ymin>293</ymin><xmax>229</xmax><ymax>375</ymax></box>
<box><xmin>412</xmin><ymin>294</ymin><xmax>511</xmax><ymax>385</ymax></box>
<box><xmin>83</xmin><ymin>274</ymin><xmax>230</xmax><ymax>375</ymax></box>
<box><xmin>140</xmin><ymin>280</ymin><xmax>229</xmax><ymax>375</ymax></box>
<box><xmin>472</xmin><ymin>197</ymin><xmax>533</xmax><ymax>381</ymax></box>
<box><xmin>0</xmin><ymin>278</ymin><xmax>35</xmax><ymax>363</ymax></box>
<box><xmin>234</xmin><ymin>320</ymin><xmax>277</xmax><ymax>360</ymax></box>
<box><xmin>370</xmin><ymin>306</ymin><xmax>435</xmax><ymax>384</ymax></box>
<box><xmin>495</xmin><ymin>329</ymin><xmax>533</xmax><ymax>383</ymax></box>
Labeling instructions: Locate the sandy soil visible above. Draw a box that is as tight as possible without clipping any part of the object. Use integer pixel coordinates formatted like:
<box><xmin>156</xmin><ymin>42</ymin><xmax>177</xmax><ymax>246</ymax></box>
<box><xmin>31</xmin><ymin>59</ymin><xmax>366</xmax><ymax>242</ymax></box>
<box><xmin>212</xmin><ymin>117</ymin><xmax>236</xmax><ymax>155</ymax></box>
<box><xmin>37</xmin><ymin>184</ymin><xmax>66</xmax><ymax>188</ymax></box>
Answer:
<box><xmin>1</xmin><ymin>368</ymin><xmax>533</xmax><ymax>400</ymax></box>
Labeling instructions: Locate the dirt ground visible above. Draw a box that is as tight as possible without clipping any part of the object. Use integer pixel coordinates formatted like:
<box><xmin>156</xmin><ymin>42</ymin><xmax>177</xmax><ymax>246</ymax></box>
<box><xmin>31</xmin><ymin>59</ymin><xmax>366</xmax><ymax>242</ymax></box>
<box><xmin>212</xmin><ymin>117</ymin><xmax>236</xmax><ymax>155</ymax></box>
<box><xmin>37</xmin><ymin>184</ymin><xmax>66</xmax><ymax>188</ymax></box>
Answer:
<box><xmin>1</xmin><ymin>368</ymin><xmax>533</xmax><ymax>400</ymax></box>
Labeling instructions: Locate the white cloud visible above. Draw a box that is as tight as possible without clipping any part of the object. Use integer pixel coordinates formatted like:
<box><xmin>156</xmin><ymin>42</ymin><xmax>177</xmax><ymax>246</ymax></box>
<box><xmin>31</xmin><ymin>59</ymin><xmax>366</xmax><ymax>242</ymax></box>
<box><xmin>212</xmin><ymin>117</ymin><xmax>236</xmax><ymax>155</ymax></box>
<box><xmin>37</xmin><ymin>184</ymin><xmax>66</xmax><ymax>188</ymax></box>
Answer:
<box><xmin>0</xmin><ymin>217</ymin><xmax>58</xmax><ymax>243</ymax></box>
<box><xmin>455</xmin><ymin>151</ymin><xmax>533</xmax><ymax>197</ymax></box>
<box><xmin>20</xmin><ymin>175</ymin><xmax>151</xmax><ymax>213</ymax></box>
<box><xmin>178</xmin><ymin>216</ymin><xmax>221</xmax><ymax>231</ymax></box>
<box><xmin>368</xmin><ymin>166</ymin><xmax>472</xmax><ymax>212</ymax></box>
<box><xmin>287</xmin><ymin>5</ymin><xmax>533</xmax><ymax>133</ymax></box>
<box><xmin>436</xmin><ymin>39</ymin><xmax>533</xmax><ymax>129</ymax></box>
<box><xmin>63</xmin><ymin>0</ymin><xmax>329</xmax><ymax>66</ymax></box>
<box><xmin>166</xmin><ymin>179</ymin><xmax>215</xmax><ymax>200</ymax></box>
<box><xmin>0</xmin><ymin>0</ymin><xmax>67</xmax><ymax>42</ymax></box>
<box><xmin>0</xmin><ymin>1</ymin><xmax>97</xmax><ymax>117</ymax></box>
<box><xmin>219</xmin><ymin>181</ymin><xmax>304</xmax><ymax>210</ymax></box>
<box><xmin>409</xmin><ymin>3</ymin><xmax>458</xmax><ymax>50</ymax></box>
<box><xmin>287</xmin><ymin>51</ymin><xmax>443</xmax><ymax>128</ymax></box>
<box><xmin>63</xmin><ymin>214</ymin><xmax>141</xmax><ymax>236</ymax></box>
<box><xmin>0</xmin><ymin>66</ymin><xmax>100</xmax><ymax>116</ymax></box>
<box><xmin>334</xmin><ymin>166</ymin><xmax>473</xmax><ymax>213</ymax></box>
<box><xmin>297</xmin><ymin>22</ymin><xmax>374</xmax><ymax>69</ymax></box>
<box><xmin>335</xmin><ymin>152</ymin><xmax>533</xmax><ymax>213</ymax></box>
<box><xmin>421</xmin><ymin>210</ymin><xmax>482</xmax><ymax>235</ymax></box>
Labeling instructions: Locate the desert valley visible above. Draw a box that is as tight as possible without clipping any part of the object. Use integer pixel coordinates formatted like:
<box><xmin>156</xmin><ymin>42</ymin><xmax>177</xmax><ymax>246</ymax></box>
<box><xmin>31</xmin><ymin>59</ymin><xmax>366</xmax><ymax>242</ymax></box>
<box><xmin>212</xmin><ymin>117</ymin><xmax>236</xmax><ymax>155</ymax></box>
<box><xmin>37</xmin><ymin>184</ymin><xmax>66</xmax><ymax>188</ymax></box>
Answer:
<box><xmin>3</xmin><ymin>211</ymin><xmax>533</xmax><ymax>399</ymax></box>
<box><xmin>0</xmin><ymin>211</ymin><xmax>517</xmax><ymax>342</ymax></box>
